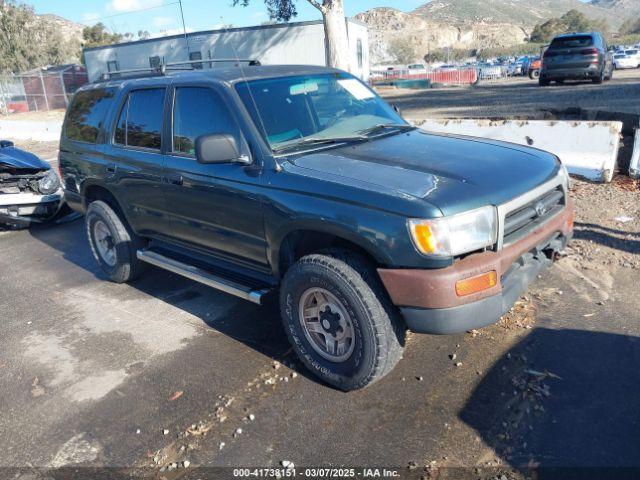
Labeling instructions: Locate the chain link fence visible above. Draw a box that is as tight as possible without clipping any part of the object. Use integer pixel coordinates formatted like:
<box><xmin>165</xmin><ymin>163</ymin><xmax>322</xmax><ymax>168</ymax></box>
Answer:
<box><xmin>0</xmin><ymin>67</ymin><xmax>88</xmax><ymax>115</ymax></box>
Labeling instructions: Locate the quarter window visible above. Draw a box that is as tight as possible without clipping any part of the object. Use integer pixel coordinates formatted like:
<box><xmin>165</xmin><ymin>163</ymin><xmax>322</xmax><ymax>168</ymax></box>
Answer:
<box><xmin>172</xmin><ymin>87</ymin><xmax>239</xmax><ymax>155</ymax></box>
<box><xmin>65</xmin><ymin>88</ymin><xmax>116</xmax><ymax>143</ymax></box>
<box><xmin>114</xmin><ymin>88</ymin><xmax>165</xmax><ymax>150</ymax></box>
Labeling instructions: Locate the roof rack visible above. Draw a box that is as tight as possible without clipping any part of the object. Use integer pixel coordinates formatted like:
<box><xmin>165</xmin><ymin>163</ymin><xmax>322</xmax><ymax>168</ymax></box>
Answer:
<box><xmin>99</xmin><ymin>58</ymin><xmax>261</xmax><ymax>81</ymax></box>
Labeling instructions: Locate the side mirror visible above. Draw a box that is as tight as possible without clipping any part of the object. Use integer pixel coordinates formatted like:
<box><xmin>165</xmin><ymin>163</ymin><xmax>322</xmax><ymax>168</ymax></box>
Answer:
<box><xmin>393</xmin><ymin>104</ymin><xmax>403</xmax><ymax>117</ymax></box>
<box><xmin>0</xmin><ymin>140</ymin><xmax>15</xmax><ymax>148</ymax></box>
<box><xmin>195</xmin><ymin>133</ymin><xmax>250</xmax><ymax>165</ymax></box>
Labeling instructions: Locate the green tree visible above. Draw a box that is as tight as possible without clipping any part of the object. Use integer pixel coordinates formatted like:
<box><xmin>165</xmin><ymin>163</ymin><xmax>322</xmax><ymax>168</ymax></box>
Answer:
<box><xmin>388</xmin><ymin>38</ymin><xmax>417</xmax><ymax>64</ymax></box>
<box><xmin>82</xmin><ymin>23</ymin><xmax>125</xmax><ymax>49</ymax></box>
<box><xmin>0</xmin><ymin>0</ymin><xmax>80</xmax><ymax>73</ymax></box>
<box><xmin>530</xmin><ymin>9</ymin><xmax>609</xmax><ymax>44</ymax></box>
<box><xmin>232</xmin><ymin>0</ymin><xmax>350</xmax><ymax>70</ymax></box>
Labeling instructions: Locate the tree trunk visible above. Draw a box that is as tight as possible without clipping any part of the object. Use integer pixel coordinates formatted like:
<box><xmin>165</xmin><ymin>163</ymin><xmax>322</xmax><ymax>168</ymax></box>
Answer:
<box><xmin>318</xmin><ymin>0</ymin><xmax>350</xmax><ymax>71</ymax></box>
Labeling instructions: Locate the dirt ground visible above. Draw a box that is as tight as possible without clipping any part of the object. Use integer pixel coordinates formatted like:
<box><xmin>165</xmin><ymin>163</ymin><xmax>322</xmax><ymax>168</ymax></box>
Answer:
<box><xmin>380</xmin><ymin>68</ymin><xmax>640</xmax><ymax>119</ymax></box>
<box><xmin>1</xmin><ymin>73</ymin><xmax>639</xmax><ymax>479</ymax></box>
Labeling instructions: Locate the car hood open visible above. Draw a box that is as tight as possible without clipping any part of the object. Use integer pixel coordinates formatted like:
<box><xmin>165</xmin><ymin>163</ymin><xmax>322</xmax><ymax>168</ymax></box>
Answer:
<box><xmin>0</xmin><ymin>144</ymin><xmax>50</xmax><ymax>172</ymax></box>
<box><xmin>288</xmin><ymin>129</ymin><xmax>560</xmax><ymax>216</ymax></box>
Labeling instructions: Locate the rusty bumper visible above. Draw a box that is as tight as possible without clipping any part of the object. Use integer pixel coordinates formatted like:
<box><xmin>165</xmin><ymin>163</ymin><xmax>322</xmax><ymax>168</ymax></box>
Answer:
<box><xmin>378</xmin><ymin>201</ymin><xmax>574</xmax><ymax>334</ymax></box>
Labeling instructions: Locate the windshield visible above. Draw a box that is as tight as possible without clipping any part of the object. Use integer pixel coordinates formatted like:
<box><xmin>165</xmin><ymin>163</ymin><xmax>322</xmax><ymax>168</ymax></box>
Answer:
<box><xmin>550</xmin><ymin>35</ymin><xmax>593</xmax><ymax>49</ymax></box>
<box><xmin>235</xmin><ymin>73</ymin><xmax>406</xmax><ymax>151</ymax></box>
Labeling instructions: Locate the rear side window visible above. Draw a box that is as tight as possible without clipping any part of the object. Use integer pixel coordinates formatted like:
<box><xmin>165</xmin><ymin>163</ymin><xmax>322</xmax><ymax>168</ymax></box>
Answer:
<box><xmin>65</xmin><ymin>88</ymin><xmax>116</xmax><ymax>143</ymax></box>
<box><xmin>172</xmin><ymin>87</ymin><xmax>239</xmax><ymax>155</ymax></box>
<box><xmin>114</xmin><ymin>88</ymin><xmax>165</xmax><ymax>150</ymax></box>
<box><xmin>550</xmin><ymin>35</ymin><xmax>594</xmax><ymax>49</ymax></box>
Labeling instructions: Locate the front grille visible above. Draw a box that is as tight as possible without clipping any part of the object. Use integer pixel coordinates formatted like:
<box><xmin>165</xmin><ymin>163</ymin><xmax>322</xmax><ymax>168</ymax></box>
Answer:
<box><xmin>503</xmin><ymin>186</ymin><xmax>565</xmax><ymax>246</ymax></box>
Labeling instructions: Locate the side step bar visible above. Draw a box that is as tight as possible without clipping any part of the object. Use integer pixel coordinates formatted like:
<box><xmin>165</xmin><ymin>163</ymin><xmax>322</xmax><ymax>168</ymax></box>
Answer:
<box><xmin>136</xmin><ymin>250</ymin><xmax>269</xmax><ymax>304</ymax></box>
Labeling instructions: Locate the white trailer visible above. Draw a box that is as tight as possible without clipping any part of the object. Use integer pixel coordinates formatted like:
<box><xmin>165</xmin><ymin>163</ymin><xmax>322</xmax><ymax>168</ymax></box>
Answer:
<box><xmin>83</xmin><ymin>19</ymin><xmax>369</xmax><ymax>82</ymax></box>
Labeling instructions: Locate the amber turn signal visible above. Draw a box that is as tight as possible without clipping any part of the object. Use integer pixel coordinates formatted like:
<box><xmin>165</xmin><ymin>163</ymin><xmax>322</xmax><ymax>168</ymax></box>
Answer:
<box><xmin>455</xmin><ymin>271</ymin><xmax>498</xmax><ymax>297</ymax></box>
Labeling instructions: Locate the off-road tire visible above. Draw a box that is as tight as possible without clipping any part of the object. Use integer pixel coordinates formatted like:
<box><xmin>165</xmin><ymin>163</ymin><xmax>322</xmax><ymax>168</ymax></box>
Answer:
<box><xmin>280</xmin><ymin>249</ymin><xmax>405</xmax><ymax>391</ymax></box>
<box><xmin>85</xmin><ymin>200</ymin><xmax>146</xmax><ymax>283</ymax></box>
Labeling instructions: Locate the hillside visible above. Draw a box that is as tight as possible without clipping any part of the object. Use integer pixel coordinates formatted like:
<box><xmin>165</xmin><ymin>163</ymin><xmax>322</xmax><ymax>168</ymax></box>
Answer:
<box><xmin>355</xmin><ymin>7</ymin><xmax>528</xmax><ymax>65</ymax></box>
<box><xmin>38</xmin><ymin>14</ymin><xmax>84</xmax><ymax>45</ymax></box>
<box><xmin>412</xmin><ymin>0</ymin><xmax>626</xmax><ymax>30</ymax></box>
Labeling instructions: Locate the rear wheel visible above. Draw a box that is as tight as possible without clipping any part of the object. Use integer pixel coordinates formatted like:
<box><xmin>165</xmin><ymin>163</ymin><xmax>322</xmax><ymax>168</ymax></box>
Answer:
<box><xmin>593</xmin><ymin>69</ymin><xmax>604</xmax><ymax>84</ymax></box>
<box><xmin>86</xmin><ymin>200</ymin><xmax>147</xmax><ymax>283</ymax></box>
<box><xmin>279</xmin><ymin>249</ymin><xmax>405</xmax><ymax>391</ymax></box>
<box><xmin>529</xmin><ymin>69</ymin><xmax>540</xmax><ymax>80</ymax></box>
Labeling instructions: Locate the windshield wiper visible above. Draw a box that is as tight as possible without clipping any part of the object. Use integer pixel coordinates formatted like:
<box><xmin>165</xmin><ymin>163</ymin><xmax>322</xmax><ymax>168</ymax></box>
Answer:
<box><xmin>358</xmin><ymin>123</ymin><xmax>416</xmax><ymax>136</ymax></box>
<box><xmin>272</xmin><ymin>135</ymin><xmax>367</xmax><ymax>154</ymax></box>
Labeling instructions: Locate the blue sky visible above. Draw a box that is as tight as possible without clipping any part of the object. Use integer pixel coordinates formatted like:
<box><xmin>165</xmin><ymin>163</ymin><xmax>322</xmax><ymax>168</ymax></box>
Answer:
<box><xmin>30</xmin><ymin>0</ymin><xmax>421</xmax><ymax>36</ymax></box>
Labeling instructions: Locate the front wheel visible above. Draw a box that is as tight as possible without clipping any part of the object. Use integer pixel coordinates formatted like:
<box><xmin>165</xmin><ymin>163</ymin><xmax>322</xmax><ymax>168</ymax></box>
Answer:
<box><xmin>86</xmin><ymin>200</ymin><xmax>147</xmax><ymax>283</ymax></box>
<box><xmin>539</xmin><ymin>78</ymin><xmax>550</xmax><ymax>87</ymax></box>
<box><xmin>280</xmin><ymin>249</ymin><xmax>405</xmax><ymax>391</ymax></box>
<box><xmin>529</xmin><ymin>69</ymin><xmax>540</xmax><ymax>80</ymax></box>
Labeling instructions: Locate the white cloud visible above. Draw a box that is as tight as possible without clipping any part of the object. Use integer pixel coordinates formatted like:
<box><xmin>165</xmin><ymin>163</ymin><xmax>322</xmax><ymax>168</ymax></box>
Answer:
<box><xmin>107</xmin><ymin>0</ymin><xmax>164</xmax><ymax>13</ymax></box>
<box><xmin>152</xmin><ymin>16</ymin><xmax>175</xmax><ymax>27</ymax></box>
<box><xmin>82</xmin><ymin>12</ymin><xmax>101</xmax><ymax>24</ymax></box>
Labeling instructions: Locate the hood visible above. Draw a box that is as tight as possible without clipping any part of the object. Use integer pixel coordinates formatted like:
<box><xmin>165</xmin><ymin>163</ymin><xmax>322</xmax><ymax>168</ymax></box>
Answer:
<box><xmin>0</xmin><ymin>144</ymin><xmax>50</xmax><ymax>172</ymax></box>
<box><xmin>287</xmin><ymin>130</ymin><xmax>560</xmax><ymax>216</ymax></box>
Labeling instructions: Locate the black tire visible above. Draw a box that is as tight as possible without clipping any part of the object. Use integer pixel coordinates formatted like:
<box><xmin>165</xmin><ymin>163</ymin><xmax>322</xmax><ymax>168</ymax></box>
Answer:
<box><xmin>85</xmin><ymin>200</ymin><xmax>147</xmax><ymax>283</ymax></box>
<box><xmin>539</xmin><ymin>78</ymin><xmax>550</xmax><ymax>87</ymax></box>
<box><xmin>555</xmin><ymin>79</ymin><xmax>564</xmax><ymax>85</ymax></box>
<box><xmin>279</xmin><ymin>249</ymin><xmax>405</xmax><ymax>391</ymax></box>
<box><xmin>593</xmin><ymin>69</ymin><xmax>604</xmax><ymax>84</ymax></box>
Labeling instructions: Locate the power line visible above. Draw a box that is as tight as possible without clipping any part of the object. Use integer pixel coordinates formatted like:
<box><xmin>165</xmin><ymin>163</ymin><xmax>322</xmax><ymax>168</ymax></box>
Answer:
<box><xmin>75</xmin><ymin>1</ymin><xmax>180</xmax><ymax>26</ymax></box>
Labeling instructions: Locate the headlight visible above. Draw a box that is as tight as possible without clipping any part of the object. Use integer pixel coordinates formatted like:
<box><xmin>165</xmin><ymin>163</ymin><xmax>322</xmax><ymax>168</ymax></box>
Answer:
<box><xmin>408</xmin><ymin>206</ymin><xmax>497</xmax><ymax>257</ymax></box>
<box><xmin>38</xmin><ymin>169</ymin><xmax>60</xmax><ymax>195</ymax></box>
<box><xmin>558</xmin><ymin>162</ymin><xmax>571</xmax><ymax>189</ymax></box>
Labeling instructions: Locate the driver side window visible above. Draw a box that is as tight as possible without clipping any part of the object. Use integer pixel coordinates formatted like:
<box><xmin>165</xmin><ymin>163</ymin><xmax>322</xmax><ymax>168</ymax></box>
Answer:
<box><xmin>172</xmin><ymin>87</ymin><xmax>240</xmax><ymax>156</ymax></box>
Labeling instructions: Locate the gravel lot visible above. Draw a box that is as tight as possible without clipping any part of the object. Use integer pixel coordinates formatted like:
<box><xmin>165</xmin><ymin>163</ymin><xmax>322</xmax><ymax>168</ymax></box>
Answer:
<box><xmin>380</xmin><ymin>69</ymin><xmax>640</xmax><ymax>119</ymax></box>
<box><xmin>1</xmin><ymin>73</ymin><xmax>640</xmax><ymax>478</ymax></box>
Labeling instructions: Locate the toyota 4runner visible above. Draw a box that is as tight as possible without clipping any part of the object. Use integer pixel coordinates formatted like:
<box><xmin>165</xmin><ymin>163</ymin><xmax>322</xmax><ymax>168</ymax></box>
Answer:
<box><xmin>59</xmin><ymin>65</ymin><xmax>574</xmax><ymax>391</ymax></box>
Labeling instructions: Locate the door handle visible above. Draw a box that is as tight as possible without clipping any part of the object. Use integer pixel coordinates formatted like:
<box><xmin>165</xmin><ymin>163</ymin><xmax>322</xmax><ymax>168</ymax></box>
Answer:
<box><xmin>105</xmin><ymin>164</ymin><xmax>117</xmax><ymax>174</ymax></box>
<box><xmin>165</xmin><ymin>173</ymin><xmax>183</xmax><ymax>185</ymax></box>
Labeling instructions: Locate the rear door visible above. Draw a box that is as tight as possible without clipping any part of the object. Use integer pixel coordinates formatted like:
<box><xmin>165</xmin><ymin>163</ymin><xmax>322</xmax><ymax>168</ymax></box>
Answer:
<box><xmin>103</xmin><ymin>87</ymin><xmax>172</xmax><ymax>237</ymax></box>
<box><xmin>161</xmin><ymin>83</ymin><xmax>268</xmax><ymax>269</ymax></box>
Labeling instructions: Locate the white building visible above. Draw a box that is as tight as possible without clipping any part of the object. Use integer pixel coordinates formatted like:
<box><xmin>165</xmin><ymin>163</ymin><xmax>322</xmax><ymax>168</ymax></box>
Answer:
<box><xmin>83</xmin><ymin>19</ymin><xmax>369</xmax><ymax>82</ymax></box>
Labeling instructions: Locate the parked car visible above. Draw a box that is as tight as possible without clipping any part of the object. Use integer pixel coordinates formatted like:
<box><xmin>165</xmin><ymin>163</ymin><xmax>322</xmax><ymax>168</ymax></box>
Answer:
<box><xmin>613</xmin><ymin>53</ymin><xmax>639</xmax><ymax>69</ymax></box>
<box><xmin>478</xmin><ymin>63</ymin><xmax>503</xmax><ymax>79</ymax></box>
<box><xmin>624</xmin><ymin>49</ymin><xmax>640</xmax><ymax>66</ymax></box>
<box><xmin>406</xmin><ymin>63</ymin><xmax>426</xmax><ymax>75</ymax></box>
<box><xmin>540</xmin><ymin>32</ymin><xmax>614</xmax><ymax>86</ymax></box>
<box><xmin>59</xmin><ymin>65</ymin><xmax>574</xmax><ymax>390</ymax></box>
<box><xmin>0</xmin><ymin>140</ymin><xmax>64</xmax><ymax>228</ymax></box>
<box><xmin>528</xmin><ymin>56</ymin><xmax>543</xmax><ymax>79</ymax></box>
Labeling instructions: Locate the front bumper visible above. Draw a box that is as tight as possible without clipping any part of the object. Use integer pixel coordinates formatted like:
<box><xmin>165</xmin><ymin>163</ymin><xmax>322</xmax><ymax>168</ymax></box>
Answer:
<box><xmin>0</xmin><ymin>190</ymin><xmax>63</xmax><ymax>226</ymax></box>
<box><xmin>378</xmin><ymin>202</ymin><xmax>574</xmax><ymax>334</ymax></box>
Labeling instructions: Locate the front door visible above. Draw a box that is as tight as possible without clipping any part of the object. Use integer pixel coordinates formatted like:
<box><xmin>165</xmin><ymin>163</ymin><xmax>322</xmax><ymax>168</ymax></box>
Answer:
<box><xmin>162</xmin><ymin>85</ymin><xmax>268</xmax><ymax>270</ymax></box>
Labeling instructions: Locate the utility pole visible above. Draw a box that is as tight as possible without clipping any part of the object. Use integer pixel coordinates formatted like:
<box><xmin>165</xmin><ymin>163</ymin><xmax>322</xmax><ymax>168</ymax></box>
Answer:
<box><xmin>178</xmin><ymin>0</ymin><xmax>190</xmax><ymax>58</ymax></box>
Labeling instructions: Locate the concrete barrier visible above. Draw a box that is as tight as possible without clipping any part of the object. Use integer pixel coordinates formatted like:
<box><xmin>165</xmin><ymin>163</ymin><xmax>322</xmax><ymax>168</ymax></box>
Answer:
<box><xmin>0</xmin><ymin>120</ymin><xmax>62</xmax><ymax>142</ymax></box>
<box><xmin>630</xmin><ymin>129</ymin><xmax>640</xmax><ymax>179</ymax></box>
<box><xmin>414</xmin><ymin>118</ymin><xmax>623</xmax><ymax>183</ymax></box>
